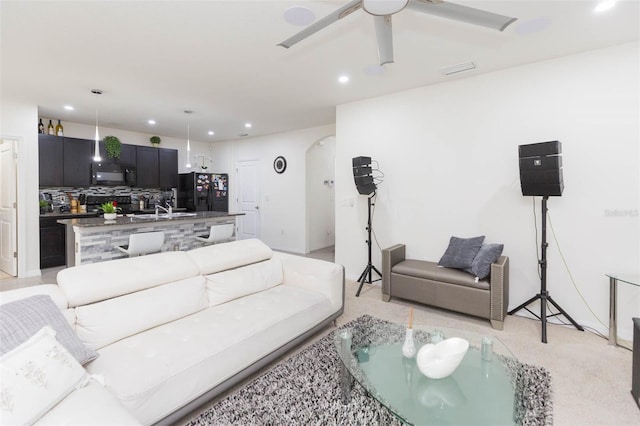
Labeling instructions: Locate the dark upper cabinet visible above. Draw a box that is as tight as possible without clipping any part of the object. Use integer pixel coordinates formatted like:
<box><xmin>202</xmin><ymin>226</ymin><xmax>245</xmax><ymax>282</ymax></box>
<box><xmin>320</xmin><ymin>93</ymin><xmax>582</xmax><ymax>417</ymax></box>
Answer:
<box><xmin>98</xmin><ymin>141</ymin><xmax>137</xmax><ymax>165</ymax></box>
<box><xmin>63</xmin><ymin>137</ymin><xmax>93</xmax><ymax>187</ymax></box>
<box><xmin>158</xmin><ymin>148</ymin><xmax>178</xmax><ymax>189</ymax></box>
<box><xmin>136</xmin><ymin>146</ymin><xmax>159</xmax><ymax>188</ymax></box>
<box><xmin>38</xmin><ymin>135</ymin><xmax>64</xmax><ymax>187</ymax></box>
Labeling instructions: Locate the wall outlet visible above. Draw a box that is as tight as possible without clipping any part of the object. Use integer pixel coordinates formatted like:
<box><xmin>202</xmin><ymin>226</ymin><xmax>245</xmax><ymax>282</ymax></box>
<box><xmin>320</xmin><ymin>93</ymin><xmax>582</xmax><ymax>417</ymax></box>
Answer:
<box><xmin>59</xmin><ymin>195</ymin><xmax>65</xmax><ymax>203</ymax></box>
<box><xmin>173</xmin><ymin>244</ymin><xmax>180</xmax><ymax>251</ymax></box>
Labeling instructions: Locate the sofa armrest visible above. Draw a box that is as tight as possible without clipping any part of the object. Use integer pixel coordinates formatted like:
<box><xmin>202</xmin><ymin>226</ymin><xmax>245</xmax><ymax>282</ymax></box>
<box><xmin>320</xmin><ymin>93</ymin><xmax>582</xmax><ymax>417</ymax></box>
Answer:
<box><xmin>272</xmin><ymin>252</ymin><xmax>344</xmax><ymax>311</ymax></box>
<box><xmin>489</xmin><ymin>256</ymin><xmax>509</xmax><ymax>329</ymax></box>
<box><xmin>382</xmin><ymin>244</ymin><xmax>406</xmax><ymax>301</ymax></box>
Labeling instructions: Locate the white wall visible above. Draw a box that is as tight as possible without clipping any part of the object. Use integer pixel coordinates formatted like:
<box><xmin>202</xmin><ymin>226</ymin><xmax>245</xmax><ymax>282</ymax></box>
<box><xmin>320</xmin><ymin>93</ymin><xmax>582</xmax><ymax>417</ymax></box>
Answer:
<box><xmin>306</xmin><ymin>136</ymin><xmax>336</xmax><ymax>252</ymax></box>
<box><xmin>335</xmin><ymin>42</ymin><xmax>640</xmax><ymax>340</ymax></box>
<box><xmin>0</xmin><ymin>97</ymin><xmax>40</xmax><ymax>277</ymax></box>
<box><xmin>213</xmin><ymin>124</ymin><xmax>335</xmax><ymax>253</ymax></box>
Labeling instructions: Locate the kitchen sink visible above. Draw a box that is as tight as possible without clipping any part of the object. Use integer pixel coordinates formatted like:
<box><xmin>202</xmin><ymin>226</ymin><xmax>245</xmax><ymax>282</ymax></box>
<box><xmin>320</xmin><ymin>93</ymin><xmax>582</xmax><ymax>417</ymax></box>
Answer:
<box><xmin>132</xmin><ymin>212</ymin><xmax>198</xmax><ymax>219</ymax></box>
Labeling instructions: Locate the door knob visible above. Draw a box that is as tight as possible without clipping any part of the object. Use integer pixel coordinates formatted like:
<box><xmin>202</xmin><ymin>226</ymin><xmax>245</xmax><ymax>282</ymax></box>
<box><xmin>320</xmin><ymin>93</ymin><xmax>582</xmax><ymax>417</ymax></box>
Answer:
<box><xmin>255</xmin><ymin>205</ymin><xmax>260</xmax><ymax>210</ymax></box>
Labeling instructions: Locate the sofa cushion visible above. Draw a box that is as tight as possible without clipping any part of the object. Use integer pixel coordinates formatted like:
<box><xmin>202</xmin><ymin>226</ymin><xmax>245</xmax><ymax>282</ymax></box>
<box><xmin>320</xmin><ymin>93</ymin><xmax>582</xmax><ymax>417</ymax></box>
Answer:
<box><xmin>438</xmin><ymin>236</ymin><xmax>485</xmax><ymax>269</ymax></box>
<box><xmin>86</xmin><ymin>284</ymin><xmax>335</xmax><ymax>425</ymax></box>
<box><xmin>75</xmin><ymin>276</ymin><xmax>207</xmax><ymax>350</ymax></box>
<box><xmin>0</xmin><ymin>295</ymin><xmax>98</xmax><ymax>365</ymax></box>
<box><xmin>188</xmin><ymin>238</ymin><xmax>273</xmax><ymax>275</ymax></box>
<box><xmin>36</xmin><ymin>380</ymin><xmax>141</xmax><ymax>426</ymax></box>
<box><xmin>57</xmin><ymin>251</ymin><xmax>200</xmax><ymax>308</ymax></box>
<box><xmin>465</xmin><ymin>243</ymin><xmax>504</xmax><ymax>280</ymax></box>
<box><xmin>0</xmin><ymin>326</ymin><xmax>88</xmax><ymax>425</ymax></box>
<box><xmin>205</xmin><ymin>258</ymin><xmax>283</xmax><ymax>306</ymax></box>
<box><xmin>393</xmin><ymin>260</ymin><xmax>490</xmax><ymax>290</ymax></box>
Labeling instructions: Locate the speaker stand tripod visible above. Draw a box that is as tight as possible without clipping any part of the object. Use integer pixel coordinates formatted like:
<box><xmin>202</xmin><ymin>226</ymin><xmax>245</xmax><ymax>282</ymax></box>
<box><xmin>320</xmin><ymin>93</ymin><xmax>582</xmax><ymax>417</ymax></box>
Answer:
<box><xmin>508</xmin><ymin>196</ymin><xmax>584</xmax><ymax>343</ymax></box>
<box><xmin>355</xmin><ymin>193</ymin><xmax>381</xmax><ymax>297</ymax></box>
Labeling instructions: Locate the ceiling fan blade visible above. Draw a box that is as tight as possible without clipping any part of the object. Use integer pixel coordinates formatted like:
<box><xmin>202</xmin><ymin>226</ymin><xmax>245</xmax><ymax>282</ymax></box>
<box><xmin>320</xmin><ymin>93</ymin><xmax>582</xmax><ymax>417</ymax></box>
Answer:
<box><xmin>373</xmin><ymin>15</ymin><xmax>394</xmax><ymax>66</ymax></box>
<box><xmin>406</xmin><ymin>0</ymin><xmax>517</xmax><ymax>32</ymax></box>
<box><xmin>278</xmin><ymin>0</ymin><xmax>363</xmax><ymax>48</ymax></box>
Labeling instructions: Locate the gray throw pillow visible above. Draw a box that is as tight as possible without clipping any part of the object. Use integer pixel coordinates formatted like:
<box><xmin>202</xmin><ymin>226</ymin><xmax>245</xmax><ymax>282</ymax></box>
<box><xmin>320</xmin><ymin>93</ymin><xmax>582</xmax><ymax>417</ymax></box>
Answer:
<box><xmin>438</xmin><ymin>236</ymin><xmax>485</xmax><ymax>269</ymax></box>
<box><xmin>0</xmin><ymin>295</ymin><xmax>99</xmax><ymax>365</ymax></box>
<box><xmin>466</xmin><ymin>243</ymin><xmax>504</xmax><ymax>280</ymax></box>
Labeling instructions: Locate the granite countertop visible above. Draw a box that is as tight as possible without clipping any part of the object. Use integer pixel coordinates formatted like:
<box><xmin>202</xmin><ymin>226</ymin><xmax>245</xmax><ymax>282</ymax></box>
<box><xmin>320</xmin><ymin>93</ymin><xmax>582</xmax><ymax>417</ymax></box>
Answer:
<box><xmin>40</xmin><ymin>212</ymin><xmax>100</xmax><ymax>219</ymax></box>
<box><xmin>57</xmin><ymin>211</ymin><xmax>244</xmax><ymax>227</ymax></box>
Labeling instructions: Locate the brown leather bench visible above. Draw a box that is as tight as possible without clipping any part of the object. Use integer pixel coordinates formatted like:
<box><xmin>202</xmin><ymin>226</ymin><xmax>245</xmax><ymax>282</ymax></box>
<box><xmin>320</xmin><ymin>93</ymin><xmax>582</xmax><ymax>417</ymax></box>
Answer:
<box><xmin>382</xmin><ymin>244</ymin><xmax>509</xmax><ymax>329</ymax></box>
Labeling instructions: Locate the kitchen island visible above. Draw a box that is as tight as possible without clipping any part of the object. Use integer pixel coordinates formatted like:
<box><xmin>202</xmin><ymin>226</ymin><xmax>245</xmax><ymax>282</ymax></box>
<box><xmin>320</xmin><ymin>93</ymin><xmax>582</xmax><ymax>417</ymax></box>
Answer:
<box><xmin>58</xmin><ymin>211</ymin><xmax>243</xmax><ymax>266</ymax></box>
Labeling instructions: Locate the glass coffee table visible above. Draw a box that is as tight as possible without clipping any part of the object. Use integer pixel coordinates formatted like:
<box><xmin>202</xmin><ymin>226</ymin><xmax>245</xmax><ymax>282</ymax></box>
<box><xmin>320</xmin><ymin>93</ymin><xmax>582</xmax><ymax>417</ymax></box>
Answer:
<box><xmin>335</xmin><ymin>321</ymin><xmax>517</xmax><ymax>425</ymax></box>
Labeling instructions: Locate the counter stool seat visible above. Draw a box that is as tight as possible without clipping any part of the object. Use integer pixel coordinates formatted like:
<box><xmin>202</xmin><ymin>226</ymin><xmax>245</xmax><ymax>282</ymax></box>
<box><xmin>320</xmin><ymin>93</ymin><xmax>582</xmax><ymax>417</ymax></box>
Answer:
<box><xmin>117</xmin><ymin>231</ymin><xmax>165</xmax><ymax>256</ymax></box>
<box><xmin>195</xmin><ymin>224</ymin><xmax>235</xmax><ymax>245</ymax></box>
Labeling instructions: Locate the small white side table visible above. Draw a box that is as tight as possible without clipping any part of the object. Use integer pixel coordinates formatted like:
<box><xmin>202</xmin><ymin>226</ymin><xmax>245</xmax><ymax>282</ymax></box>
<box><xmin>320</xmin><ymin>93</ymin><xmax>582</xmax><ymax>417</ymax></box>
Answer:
<box><xmin>606</xmin><ymin>273</ymin><xmax>640</xmax><ymax>347</ymax></box>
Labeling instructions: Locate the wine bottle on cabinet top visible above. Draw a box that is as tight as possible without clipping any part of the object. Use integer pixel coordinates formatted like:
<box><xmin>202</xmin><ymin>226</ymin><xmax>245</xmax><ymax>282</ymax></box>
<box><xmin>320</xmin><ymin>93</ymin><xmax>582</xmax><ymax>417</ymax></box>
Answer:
<box><xmin>47</xmin><ymin>120</ymin><xmax>54</xmax><ymax>135</ymax></box>
<box><xmin>38</xmin><ymin>119</ymin><xmax>44</xmax><ymax>134</ymax></box>
<box><xmin>55</xmin><ymin>120</ymin><xmax>64</xmax><ymax>136</ymax></box>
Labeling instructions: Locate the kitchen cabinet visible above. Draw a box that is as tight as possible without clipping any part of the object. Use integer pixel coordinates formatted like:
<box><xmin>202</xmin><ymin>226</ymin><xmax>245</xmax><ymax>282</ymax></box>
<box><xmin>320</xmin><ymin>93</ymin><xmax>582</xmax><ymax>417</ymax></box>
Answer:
<box><xmin>40</xmin><ymin>216</ymin><xmax>65</xmax><ymax>268</ymax></box>
<box><xmin>63</xmin><ymin>137</ymin><xmax>93</xmax><ymax>187</ymax></box>
<box><xmin>159</xmin><ymin>148</ymin><xmax>178</xmax><ymax>188</ymax></box>
<box><xmin>136</xmin><ymin>146</ymin><xmax>159</xmax><ymax>187</ymax></box>
<box><xmin>98</xmin><ymin>142</ymin><xmax>137</xmax><ymax>165</ymax></box>
<box><xmin>38</xmin><ymin>135</ymin><xmax>64</xmax><ymax>187</ymax></box>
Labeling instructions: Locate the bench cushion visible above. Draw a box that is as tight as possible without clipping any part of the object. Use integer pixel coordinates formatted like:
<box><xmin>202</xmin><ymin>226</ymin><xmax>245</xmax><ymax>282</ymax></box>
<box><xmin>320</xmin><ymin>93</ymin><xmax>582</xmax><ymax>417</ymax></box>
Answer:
<box><xmin>392</xmin><ymin>259</ymin><xmax>489</xmax><ymax>290</ymax></box>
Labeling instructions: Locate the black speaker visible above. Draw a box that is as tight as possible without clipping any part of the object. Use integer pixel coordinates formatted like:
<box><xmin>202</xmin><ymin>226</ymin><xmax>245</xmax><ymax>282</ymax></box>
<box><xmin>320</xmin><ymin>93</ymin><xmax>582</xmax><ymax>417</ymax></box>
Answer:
<box><xmin>352</xmin><ymin>156</ymin><xmax>377</xmax><ymax>195</ymax></box>
<box><xmin>519</xmin><ymin>141</ymin><xmax>564</xmax><ymax>196</ymax></box>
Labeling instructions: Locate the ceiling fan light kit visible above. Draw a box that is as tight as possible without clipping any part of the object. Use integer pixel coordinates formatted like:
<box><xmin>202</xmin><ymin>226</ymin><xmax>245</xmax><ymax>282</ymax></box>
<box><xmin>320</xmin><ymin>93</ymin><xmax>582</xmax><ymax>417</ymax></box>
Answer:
<box><xmin>278</xmin><ymin>0</ymin><xmax>517</xmax><ymax>66</ymax></box>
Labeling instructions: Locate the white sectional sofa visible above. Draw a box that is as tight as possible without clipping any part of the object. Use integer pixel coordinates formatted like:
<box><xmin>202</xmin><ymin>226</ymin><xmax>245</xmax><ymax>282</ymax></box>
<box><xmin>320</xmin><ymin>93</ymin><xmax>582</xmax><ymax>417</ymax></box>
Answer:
<box><xmin>0</xmin><ymin>239</ymin><xmax>344</xmax><ymax>425</ymax></box>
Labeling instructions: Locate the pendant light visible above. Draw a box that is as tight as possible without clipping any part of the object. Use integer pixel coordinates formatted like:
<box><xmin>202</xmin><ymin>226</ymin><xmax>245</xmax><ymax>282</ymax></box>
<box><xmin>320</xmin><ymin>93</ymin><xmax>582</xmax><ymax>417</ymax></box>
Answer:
<box><xmin>91</xmin><ymin>89</ymin><xmax>103</xmax><ymax>162</ymax></box>
<box><xmin>185</xmin><ymin>110</ymin><xmax>192</xmax><ymax>168</ymax></box>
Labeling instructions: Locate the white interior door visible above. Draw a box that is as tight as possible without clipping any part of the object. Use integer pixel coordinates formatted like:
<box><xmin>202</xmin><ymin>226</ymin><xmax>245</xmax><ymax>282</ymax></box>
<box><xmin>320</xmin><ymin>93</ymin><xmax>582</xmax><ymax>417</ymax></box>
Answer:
<box><xmin>236</xmin><ymin>160</ymin><xmax>260</xmax><ymax>240</ymax></box>
<box><xmin>0</xmin><ymin>139</ymin><xmax>18</xmax><ymax>276</ymax></box>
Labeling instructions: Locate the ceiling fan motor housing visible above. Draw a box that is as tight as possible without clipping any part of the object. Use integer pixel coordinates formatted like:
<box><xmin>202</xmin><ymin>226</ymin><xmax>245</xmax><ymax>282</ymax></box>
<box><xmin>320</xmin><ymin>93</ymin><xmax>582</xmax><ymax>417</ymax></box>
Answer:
<box><xmin>363</xmin><ymin>0</ymin><xmax>410</xmax><ymax>16</ymax></box>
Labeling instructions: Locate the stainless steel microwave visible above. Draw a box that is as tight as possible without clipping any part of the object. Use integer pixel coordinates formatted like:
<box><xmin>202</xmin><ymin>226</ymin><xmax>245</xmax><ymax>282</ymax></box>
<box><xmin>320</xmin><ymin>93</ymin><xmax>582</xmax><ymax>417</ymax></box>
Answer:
<box><xmin>91</xmin><ymin>163</ymin><xmax>136</xmax><ymax>186</ymax></box>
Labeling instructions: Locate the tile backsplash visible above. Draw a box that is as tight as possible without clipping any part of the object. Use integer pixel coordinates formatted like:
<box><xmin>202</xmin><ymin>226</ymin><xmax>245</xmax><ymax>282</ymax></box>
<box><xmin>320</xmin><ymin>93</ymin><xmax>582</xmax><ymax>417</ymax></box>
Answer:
<box><xmin>40</xmin><ymin>186</ymin><xmax>175</xmax><ymax>208</ymax></box>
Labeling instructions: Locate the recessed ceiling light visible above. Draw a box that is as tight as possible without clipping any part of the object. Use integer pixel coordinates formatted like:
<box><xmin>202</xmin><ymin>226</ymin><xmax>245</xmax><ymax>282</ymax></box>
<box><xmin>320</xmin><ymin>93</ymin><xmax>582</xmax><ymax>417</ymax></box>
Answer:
<box><xmin>283</xmin><ymin>6</ymin><xmax>315</xmax><ymax>26</ymax></box>
<box><xmin>245</xmin><ymin>123</ymin><xmax>252</xmax><ymax>128</ymax></box>
<box><xmin>594</xmin><ymin>1</ymin><xmax>617</xmax><ymax>12</ymax></box>
<box><xmin>515</xmin><ymin>17</ymin><xmax>552</xmax><ymax>36</ymax></box>
<box><xmin>208</xmin><ymin>131</ymin><xmax>214</xmax><ymax>136</ymax></box>
<box><xmin>338</xmin><ymin>75</ymin><xmax>350</xmax><ymax>84</ymax></box>
<box><xmin>64</xmin><ymin>105</ymin><xmax>74</xmax><ymax>111</ymax></box>
<box><xmin>148</xmin><ymin>119</ymin><xmax>156</xmax><ymax>125</ymax></box>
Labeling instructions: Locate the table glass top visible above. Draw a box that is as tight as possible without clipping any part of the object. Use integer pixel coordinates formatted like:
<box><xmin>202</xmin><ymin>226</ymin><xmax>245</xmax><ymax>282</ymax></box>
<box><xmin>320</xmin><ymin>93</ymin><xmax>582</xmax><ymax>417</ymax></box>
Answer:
<box><xmin>606</xmin><ymin>273</ymin><xmax>640</xmax><ymax>287</ymax></box>
<box><xmin>335</xmin><ymin>322</ymin><xmax>517</xmax><ymax>425</ymax></box>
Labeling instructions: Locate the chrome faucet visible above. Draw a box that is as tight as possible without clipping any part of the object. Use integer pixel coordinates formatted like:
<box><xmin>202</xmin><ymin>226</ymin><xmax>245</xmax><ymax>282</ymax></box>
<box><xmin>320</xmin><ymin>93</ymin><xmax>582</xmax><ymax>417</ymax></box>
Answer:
<box><xmin>155</xmin><ymin>202</ymin><xmax>172</xmax><ymax>217</ymax></box>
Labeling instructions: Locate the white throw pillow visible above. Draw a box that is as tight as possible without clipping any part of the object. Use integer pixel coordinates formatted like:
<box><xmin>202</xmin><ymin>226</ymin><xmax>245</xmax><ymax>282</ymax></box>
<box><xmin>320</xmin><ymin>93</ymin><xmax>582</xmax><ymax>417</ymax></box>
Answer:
<box><xmin>0</xmin><ymin>326</ymin><xmax>87</xmax><ymax>425</ymax></box>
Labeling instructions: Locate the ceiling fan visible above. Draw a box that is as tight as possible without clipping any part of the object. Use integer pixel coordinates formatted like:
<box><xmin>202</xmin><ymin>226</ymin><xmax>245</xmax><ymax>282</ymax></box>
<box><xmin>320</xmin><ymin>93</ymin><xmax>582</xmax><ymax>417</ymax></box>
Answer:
<box><xmin>278</xmin><ymin>0</ymin><xmax>517</xmax><ymax>65</ymax></box>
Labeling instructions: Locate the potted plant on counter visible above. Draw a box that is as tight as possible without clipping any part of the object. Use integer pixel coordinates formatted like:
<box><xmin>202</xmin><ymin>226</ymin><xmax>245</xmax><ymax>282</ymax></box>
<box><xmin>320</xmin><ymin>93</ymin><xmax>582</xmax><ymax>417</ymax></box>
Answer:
<box><xmin>104</xmin><ymin>135</ymin><xmax>122</xmax><ymax>159</ymax></box>
<box><xmin>100</xmin><ymin>201</ymin><xmax>121</xmax><ymax>220</ymax></box>
<box><xmin>150</xmin><ymin>136</ymin><xmax>161</xmax><ymax>147</ymax></box>
<box><xmin>39</xmin><ymin>200</ymin><xmax>49</xmax><ymax>214</ymax></box>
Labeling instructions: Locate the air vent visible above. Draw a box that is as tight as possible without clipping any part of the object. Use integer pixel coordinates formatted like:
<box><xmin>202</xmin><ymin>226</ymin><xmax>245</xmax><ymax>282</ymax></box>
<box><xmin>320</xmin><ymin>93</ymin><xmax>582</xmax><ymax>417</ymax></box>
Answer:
<box><xmin>441</xmin><ymin>61</ymin><xmax>476</xmax><ymax>76</ymax></box>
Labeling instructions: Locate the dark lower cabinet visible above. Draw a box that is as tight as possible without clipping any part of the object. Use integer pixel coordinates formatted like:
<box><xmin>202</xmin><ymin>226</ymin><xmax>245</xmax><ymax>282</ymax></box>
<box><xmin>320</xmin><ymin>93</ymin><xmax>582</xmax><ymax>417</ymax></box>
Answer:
<box><xmin>39</xmin><ymin>217</ymin><xmax>66</xmax><ymax>268</ymax></box>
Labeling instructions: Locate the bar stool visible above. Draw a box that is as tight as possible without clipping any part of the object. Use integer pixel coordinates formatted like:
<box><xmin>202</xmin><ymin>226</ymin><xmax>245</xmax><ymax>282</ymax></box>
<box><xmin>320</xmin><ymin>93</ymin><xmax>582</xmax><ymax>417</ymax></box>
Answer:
<box><xmin>117</xmin><ymin>231</ymin><xmax>165</xmax><ymax>256</ymax></box>
<box><xmin>195</xmin><ymin>224</ymin><xmax>235</xmax><ymax>245</ymax></box>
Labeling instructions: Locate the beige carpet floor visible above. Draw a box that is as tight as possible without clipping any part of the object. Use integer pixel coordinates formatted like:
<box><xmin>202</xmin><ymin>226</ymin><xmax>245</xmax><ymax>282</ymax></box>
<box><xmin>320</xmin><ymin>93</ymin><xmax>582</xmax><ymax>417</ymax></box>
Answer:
<box><xmin>182</xmin><ymin>279</ymin><xmax>639</xmax><ymax>426</ymax></box>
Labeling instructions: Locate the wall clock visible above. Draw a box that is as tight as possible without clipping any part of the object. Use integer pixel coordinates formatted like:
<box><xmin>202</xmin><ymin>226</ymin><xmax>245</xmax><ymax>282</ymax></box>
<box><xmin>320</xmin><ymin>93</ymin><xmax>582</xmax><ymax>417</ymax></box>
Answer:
<box><xmin>274</xmin><ymin>156</ymin><xmax>287</xmax><ymax>174</ymax></box>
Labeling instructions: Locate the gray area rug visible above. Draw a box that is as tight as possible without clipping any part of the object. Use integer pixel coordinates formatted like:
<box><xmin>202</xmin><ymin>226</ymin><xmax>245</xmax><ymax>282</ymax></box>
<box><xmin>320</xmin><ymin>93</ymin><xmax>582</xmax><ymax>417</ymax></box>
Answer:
<box><xmin>187</xmin><ymin>315</ymin><xmax>552</xmax><ymax>425</ymax></box>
